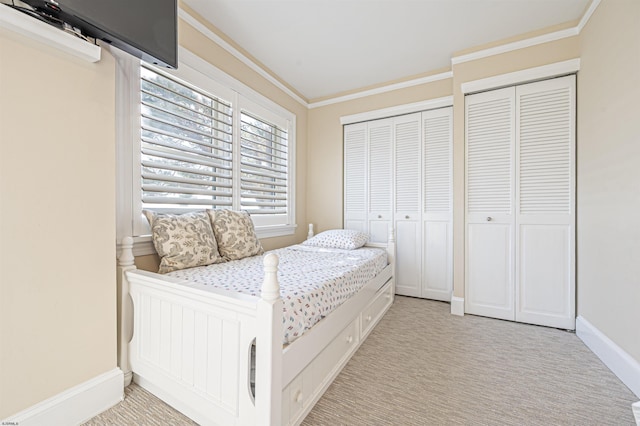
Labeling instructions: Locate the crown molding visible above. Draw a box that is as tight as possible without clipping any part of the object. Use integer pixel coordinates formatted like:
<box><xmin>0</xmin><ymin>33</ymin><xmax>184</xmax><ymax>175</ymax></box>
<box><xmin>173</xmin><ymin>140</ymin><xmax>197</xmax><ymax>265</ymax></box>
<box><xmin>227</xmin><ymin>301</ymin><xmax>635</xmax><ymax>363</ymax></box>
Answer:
<box><xmin>451</xmin><ymin>0</ymin><xmax>601</xmax><ymax>66</ymax></box>
<box><xmin>179</xmin><ymin>0</ymin><xmax>601</xmax><ymax>109</ymax></box>
<box><xmin>576</xmin><ymin>0</ymin><xmax>602</xmax><ymax>33</ymax></box>
<box><xmin>310</xmin><ymin>72</ymin><xmax>453</xmax><ymax>109</ymax></box>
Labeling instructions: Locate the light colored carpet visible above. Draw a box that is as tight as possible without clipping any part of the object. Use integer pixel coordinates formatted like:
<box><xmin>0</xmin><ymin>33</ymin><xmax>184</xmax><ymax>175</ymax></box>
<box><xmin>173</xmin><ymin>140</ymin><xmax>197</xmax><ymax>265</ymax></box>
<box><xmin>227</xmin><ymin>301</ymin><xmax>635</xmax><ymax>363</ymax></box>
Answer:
<box><xmin>85</xmin><ymin>297</ymin><xmax>637</xmax><ymax>425</ymax></box>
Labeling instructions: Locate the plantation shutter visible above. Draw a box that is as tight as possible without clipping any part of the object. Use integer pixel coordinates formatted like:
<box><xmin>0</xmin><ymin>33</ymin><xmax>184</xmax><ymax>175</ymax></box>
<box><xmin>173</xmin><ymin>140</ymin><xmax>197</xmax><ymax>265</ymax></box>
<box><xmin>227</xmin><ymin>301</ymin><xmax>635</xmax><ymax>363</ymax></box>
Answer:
<box><xmin>140</xmin><ymin>65</ymin><xmax>234</xmax><ymax>209</ymax></box>
<box><xmin>240</xmin><ymin>111</ymin><xmax>289</xmax><ymax>215</ymax></box>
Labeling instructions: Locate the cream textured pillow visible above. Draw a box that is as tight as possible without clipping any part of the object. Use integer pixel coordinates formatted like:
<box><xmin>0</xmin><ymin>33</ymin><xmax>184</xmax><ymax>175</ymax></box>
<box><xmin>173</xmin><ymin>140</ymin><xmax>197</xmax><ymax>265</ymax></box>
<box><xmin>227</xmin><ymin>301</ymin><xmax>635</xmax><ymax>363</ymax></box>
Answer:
<box><xmin>207</xmin><ymin>210</ymin><xmax>264</xmax><ymax>261</ymax></box>
<box><xmin>302</xmin><ymin>229</ymin><xmax>369</xmax><ymax>250</ymax></box>
<box><xmin>143</xmin><ymin>210</ymin><xmax>223</xmax><ymax>274</ymax></box>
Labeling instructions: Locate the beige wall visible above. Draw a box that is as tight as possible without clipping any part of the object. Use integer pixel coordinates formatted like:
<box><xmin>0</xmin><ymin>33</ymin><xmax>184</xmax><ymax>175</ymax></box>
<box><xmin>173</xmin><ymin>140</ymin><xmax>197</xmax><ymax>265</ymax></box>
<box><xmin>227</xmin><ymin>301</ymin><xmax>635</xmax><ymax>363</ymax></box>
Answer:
<box><xmin>577</xmin><ymin>0</ymin><xmax>640</xmax><ymax>362</ymax></box>
<box><xmin>450</xmin><ymin>36</ymin><xmax>581</xmax><ymax>298</ymax></box>
<box><xmin>306</xmin><ymin>78</ymin><xmax>453</xmax><ymax>232</ymax></box>
<box><xmin>0</xmin><ymin>34</ymin><xmax>116</xmax><ymax>416</ymax></box>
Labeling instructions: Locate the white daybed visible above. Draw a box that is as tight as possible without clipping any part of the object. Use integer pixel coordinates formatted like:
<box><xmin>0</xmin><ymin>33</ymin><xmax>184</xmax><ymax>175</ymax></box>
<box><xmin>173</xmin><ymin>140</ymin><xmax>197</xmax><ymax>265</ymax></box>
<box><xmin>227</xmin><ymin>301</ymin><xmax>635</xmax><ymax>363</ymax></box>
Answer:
<box><xmin>116</xmin><ymin>226</ymin><xmax>396</xmax><ymax>426</ymax></box>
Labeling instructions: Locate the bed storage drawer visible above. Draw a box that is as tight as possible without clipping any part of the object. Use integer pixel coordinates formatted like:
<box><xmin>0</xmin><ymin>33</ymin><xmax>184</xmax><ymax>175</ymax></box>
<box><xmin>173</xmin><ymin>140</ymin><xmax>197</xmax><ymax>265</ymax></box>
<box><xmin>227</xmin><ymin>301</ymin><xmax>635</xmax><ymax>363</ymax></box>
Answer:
<box><xmin>283</xmin><ymin>316</ymin><xmax>360</xmax><ymax>425</ymax></box>
<box><xmin>361</xmin><ymin>279</ymin><xmax>394</xmax><ymax>338</ymax></box>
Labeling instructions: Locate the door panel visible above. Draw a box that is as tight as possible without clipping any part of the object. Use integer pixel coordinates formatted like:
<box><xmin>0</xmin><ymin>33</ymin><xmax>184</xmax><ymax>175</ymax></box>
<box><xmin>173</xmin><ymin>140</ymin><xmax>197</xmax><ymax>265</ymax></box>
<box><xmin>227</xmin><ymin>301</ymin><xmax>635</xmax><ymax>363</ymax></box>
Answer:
<box><xmin>395</xmin><ymin>220</ymin><xmax>421</xmax><ymax>297</ymax></box>
<box><xmin>517</xmin><ymin>224</ymin><xmax>573</xmax><ymax>328</ymax></box>
<box><xmin>466</xmin><ymin>223</ymin><xmax>514</xmax><ymax>320</ymax></box>
<box><xmin>344</xmin><ymin>123</ymin><xmax>367</xmax><ymax>232</ymax></box>
<box><xmin>465</xmin><ymin>87</ymin><xmax>515</xmax><ymax>320</ymax></box>
<box><xmin>515</xmin><ymin>75</ymin><xmax>575</xmax><ymax>329</ymax></box>
<box><xmin>422</xmin><ymin>220</ymin><xmax>451</xmax><ymax>301</ymax></box>
<box><xmin>368</xmin><ymin>119</ymin><xmax>393</xmax><ymax>244</ymax></box>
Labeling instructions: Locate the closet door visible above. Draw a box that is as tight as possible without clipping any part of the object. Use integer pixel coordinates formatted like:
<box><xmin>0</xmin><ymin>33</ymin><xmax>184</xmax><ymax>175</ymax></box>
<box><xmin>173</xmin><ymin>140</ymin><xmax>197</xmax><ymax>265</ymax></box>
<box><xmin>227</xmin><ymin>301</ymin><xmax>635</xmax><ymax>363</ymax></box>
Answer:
<box><xmin>515</xmin><ymin>76</ymin><xmax>575</xmax><ymax>329</ymax></box>
<box><xmin>343</xmin><ymin>122</ymin><xmax>368</xmax><ymax>233</ymax></box>
<box><xmin>422</xmin><ymin>107</ymin><xmax>453</xmax><ymax>301</ymax></box>
<box><xmin>394</xmin><ymin>113</ymin><xmax>422</xmax><ymax>297</ymax></box>
<box><xmin>367</xmin><ymin>118</ymin><xmax>393</xmax><ymax>244</ymax></box>
<box><xmin>465</xmin><ymin>87</ymin><xmax>516</xmax><ymax>321</ymax></box>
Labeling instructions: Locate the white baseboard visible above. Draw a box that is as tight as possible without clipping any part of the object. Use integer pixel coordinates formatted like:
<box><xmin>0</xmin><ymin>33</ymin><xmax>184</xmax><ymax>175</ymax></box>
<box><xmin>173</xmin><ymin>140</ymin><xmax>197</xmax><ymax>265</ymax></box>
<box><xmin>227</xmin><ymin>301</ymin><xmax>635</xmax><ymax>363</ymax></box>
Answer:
<box><xmin>576</xmin><ymin>316</ymin><xmax>640</xmax><ymax>399</ymax></box>
<box><xmin>3</xmin><ymin>368</ymin><xmax>124</xmax><ymax>425</ymax></box>
<box><xmin>450</xmin><ymin>296</ymin><xmax>464</xmax><ymax>316</ymax></box>
<box><xmin>632</xmin><ymin>401</ymin><xmax>639</xmax><ymax>425</ymax></box>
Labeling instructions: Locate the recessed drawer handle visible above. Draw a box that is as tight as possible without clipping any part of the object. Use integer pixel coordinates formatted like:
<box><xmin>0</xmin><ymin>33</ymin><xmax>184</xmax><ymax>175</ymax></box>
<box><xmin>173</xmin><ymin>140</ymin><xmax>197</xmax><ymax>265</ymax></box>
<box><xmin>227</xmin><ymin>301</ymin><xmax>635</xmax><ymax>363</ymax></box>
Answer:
<box><xmin>294</xmin><ymin>390</ymin><xmax>303</xmax><ymax>403</ymax></box>
<box><xmin>366</xmin><ymin>315</ymin><xmax>372</xmax><ymax>322</ymax></box>
<box><xmin>346</xmin><ymin>335</ymin><xmax>353</xmax><ymax>344</ymax></box>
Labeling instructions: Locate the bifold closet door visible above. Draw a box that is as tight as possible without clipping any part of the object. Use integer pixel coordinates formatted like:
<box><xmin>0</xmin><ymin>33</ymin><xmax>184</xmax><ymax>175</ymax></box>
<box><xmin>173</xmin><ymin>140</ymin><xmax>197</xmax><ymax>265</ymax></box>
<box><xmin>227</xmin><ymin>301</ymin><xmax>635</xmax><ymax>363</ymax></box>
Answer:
<box><xmin>394</xmin><ymin>113</ymin><xmax>422</xmax><ymax>297</ymax></box>
<box><xmin>515</xmin><ymin>75</ymin><xmax>575</xmax><ymax>329</ymax></box>
<box><xmin>422</xmin><ymin>107</ymin><xmax>453</xmax><ymax>301</ymax></box>
<box><xmin>344</xmin><ymin>122</ymin><xmax>367</xmax><ymax>233</ymax></box>
<box><xmin>465</xmin><ymin>87</ymin><xmax>516</xmax><ymax>321</ymax></box>
<box><xmin>465</xmin><ymin>75</ymin><xmax>576</xmax><ymax>329</ymax></box>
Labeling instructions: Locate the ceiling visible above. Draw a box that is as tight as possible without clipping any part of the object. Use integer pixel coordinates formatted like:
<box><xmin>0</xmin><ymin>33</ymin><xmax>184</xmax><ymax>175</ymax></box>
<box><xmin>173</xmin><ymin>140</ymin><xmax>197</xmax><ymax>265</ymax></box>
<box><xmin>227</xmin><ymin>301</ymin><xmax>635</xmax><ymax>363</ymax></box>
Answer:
<box><xmin>182</xmin><ymin>0</ymin><xmax>591</xmax><ymax>101</ymax></box>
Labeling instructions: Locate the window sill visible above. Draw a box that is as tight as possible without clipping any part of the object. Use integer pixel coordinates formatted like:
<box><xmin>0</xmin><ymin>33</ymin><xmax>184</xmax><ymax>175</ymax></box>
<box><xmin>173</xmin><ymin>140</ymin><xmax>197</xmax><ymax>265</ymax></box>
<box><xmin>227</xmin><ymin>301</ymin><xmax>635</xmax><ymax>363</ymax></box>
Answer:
<box><xmin>0</xmin><ymin>4</ymin><xmax>101</xmax><ymax>62</ymax></box>
<box><xmin>117</xmin><ymin>224</ymin><xmax>298</xmax><ymax>258</ymax></box>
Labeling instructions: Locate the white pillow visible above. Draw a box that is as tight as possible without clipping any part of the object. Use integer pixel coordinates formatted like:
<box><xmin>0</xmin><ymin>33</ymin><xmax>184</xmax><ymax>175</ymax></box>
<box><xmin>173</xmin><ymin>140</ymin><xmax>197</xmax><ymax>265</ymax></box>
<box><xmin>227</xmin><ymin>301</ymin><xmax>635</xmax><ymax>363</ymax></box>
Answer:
<box><xmin>303</xmin><ymin>229</ymin><xmax>369</xmax><ymax>250</ymax></box>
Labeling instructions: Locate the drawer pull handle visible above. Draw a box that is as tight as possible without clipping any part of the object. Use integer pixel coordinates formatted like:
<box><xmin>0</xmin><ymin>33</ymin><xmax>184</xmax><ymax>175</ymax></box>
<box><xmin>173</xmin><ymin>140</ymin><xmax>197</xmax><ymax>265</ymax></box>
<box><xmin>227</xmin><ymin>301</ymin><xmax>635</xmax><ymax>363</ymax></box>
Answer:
<box><xmin>294</xmin><ymin>390</ymin><xmax>303</xmax><ymax>403</ymax></box>
<box><xmin>366</xmin><ymin>315</ymin><xmax>372</xmax><ymax>322</ymax></box>
<box><xmin>346</xmin><ymin>335</ymin><xmax>353</xmax><ymax>344</ymax></box>
<box><xmin>385</xmin><ymin>294</ymin><xmax>391</xmax><ymax>299</ymax></box>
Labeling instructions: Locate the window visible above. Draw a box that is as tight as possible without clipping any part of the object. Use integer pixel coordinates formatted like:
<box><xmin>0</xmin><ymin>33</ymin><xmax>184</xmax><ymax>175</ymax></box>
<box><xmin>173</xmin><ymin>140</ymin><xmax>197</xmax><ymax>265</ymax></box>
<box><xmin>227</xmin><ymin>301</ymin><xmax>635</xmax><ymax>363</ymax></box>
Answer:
<box><xmin>116</xmin><ymin>49</ymin><xmax>296</xmax><ymax>254</ymax></box>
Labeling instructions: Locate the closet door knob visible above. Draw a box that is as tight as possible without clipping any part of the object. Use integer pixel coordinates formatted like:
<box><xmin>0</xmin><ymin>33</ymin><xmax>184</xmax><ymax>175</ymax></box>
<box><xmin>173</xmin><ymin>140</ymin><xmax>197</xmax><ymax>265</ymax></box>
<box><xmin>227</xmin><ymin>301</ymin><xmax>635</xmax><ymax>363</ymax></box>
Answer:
<box><xmin>405</xmin><ymin>215</ymin><xmax>410</xmax><ymax>219</ymax></box>
<box><xmin>486</xmin><ymin>217</ymin><xmax>493</xmax><ymax>222</ymax></box>
<box><xmin>378</xmin><ymin>215</ymin><xmax>382</xmax><ymax>219</ymax></box>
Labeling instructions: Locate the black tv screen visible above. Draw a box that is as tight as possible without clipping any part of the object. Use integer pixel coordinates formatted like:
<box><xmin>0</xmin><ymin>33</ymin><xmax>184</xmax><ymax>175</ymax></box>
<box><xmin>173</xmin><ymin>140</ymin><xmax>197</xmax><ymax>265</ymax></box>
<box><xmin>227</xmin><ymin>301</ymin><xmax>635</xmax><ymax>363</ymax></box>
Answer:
<box><xmin>17</xmin><ymin>0</ymin><xmax>178</xmax><ymax>68</ymax></box>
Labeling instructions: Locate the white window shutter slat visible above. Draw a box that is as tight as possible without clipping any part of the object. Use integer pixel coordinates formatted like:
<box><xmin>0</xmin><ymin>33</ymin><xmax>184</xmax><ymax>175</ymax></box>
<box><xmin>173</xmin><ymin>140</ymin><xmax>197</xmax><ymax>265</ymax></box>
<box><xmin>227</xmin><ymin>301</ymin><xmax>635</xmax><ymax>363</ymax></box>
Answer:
<box><xmin>240</xmin><ymin>111</ymin><xmax>289</xmax><ymax>215</ymax></box>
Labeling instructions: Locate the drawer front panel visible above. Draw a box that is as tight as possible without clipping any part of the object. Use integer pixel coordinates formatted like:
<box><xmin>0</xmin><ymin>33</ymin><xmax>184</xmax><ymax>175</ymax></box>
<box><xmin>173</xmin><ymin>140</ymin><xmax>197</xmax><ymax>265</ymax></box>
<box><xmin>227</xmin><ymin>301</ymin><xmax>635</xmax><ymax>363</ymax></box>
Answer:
<box><xmin>361</xmin><ymin>279</ymin><xmax>394</xmax><ymax>338</ymax></box>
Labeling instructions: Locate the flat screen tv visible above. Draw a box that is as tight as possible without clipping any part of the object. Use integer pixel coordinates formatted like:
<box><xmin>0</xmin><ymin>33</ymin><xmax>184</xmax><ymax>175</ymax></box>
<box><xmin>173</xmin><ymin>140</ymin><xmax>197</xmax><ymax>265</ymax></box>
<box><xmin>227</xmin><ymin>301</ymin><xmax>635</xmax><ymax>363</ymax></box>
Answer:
<box><xmin>12</xmin><ymin>0</ymin><xmax>178</xmax><ymax>68</ymax></box>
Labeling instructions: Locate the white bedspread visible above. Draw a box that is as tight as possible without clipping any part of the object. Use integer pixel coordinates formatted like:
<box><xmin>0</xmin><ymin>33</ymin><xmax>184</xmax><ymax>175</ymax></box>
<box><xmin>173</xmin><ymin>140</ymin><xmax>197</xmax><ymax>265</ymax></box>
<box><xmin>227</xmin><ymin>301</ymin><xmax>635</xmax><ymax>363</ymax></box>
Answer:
<box><xmin>166</xmin><ymin>245</ymin><xmax>387</xmax><ymax>344</ymax></box>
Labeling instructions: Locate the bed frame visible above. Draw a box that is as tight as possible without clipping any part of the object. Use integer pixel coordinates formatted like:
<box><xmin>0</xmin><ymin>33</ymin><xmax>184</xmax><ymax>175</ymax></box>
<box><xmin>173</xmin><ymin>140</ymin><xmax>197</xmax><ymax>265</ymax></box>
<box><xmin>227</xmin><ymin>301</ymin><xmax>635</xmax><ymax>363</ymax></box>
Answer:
<box><xmin>116</xmin><ymin>226</ymin><xmax>396</xmax><ymax>425</ymax></box>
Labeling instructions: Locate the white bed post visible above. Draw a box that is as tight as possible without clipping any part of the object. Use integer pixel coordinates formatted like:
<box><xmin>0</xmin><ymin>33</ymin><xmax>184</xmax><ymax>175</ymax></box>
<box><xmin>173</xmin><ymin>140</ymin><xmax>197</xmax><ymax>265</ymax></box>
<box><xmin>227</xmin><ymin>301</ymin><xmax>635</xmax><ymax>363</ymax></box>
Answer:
<box><xmin>255</xmin><ymin>253</ymin><xmax>283</xmax><ymax>426</ymax></box>
<box><xmin>387</xmin><ymin>226</ymin><xmax>396</xmax><ymax>286</ymax></box>
<box><xmin>307</xmin><ymin>223</ymin><xmax>314</xmax><ymax>239</ymax></box>
<box><xmin>117</xmin><ymin>237</ymin><xmax>136</xmax><ymax>386</ymax></box>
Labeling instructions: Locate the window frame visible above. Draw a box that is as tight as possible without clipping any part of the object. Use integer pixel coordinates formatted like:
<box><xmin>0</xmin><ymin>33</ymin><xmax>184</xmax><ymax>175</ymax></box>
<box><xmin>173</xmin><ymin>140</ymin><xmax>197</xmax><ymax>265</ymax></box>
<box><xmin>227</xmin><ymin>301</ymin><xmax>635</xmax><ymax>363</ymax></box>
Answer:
<box><xmin>116</xmin><ymin>47</ymin><xmax>297</xmax><ymax>255</ymax></box>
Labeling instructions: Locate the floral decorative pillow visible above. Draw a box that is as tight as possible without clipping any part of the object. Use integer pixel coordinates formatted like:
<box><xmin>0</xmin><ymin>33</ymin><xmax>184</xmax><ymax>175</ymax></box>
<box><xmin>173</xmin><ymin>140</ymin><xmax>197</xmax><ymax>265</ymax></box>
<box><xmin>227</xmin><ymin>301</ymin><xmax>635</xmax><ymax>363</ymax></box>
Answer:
<box><xmin>302</xmin><ymin>229</ymin><xmax>369</xmax><ymax>250</ymax></box>
<box><xmin>207</xmin><ymin>210</ymin><xmax>264</xmax><ymax>261</ymax></box>
<box><xmin>143</xmin><ymin>210</ymin><xmax>223</xmax><ymax>274</ymax></box>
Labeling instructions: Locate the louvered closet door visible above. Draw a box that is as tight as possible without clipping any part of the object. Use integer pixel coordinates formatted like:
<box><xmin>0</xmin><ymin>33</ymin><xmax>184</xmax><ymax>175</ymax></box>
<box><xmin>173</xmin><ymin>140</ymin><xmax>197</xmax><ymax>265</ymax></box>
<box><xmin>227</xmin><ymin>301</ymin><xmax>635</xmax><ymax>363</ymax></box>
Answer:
<box><xmin>465</xmin><ymin>87</ymin><xmax>516</xmax><ymax>321</ymax></box>
<box><xmin>515</xmin><ymin>76</ymin><xmax>575</xmax><ymax>329</ymax></box>
<box><xmin>422</xmin><ymin>107</ymin><xmax>453</xmax><ymax>301</ymax></box>
<box><xmin>368</xmin><ymin>118</ymin><xmax>393</xmax><ymax>244</ymax></box>
<box><xmin>394</xmin><ymin>113</ymin><xmax>422</xmax><ymax>297</ymax></box>
<box><xmin>344</xmin><ymin>122</ymin><xmax>368</xmax><ymax>233</ymax></box>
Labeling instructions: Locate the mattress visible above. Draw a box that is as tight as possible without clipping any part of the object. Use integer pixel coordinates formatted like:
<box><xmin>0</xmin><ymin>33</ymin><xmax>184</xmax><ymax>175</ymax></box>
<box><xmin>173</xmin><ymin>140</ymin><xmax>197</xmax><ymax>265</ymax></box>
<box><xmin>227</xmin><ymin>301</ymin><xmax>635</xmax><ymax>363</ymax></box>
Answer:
<box><xmin>166</xmin><ymin>244</ymin><xmax>388</xmax><ymax>343</ymax></box>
